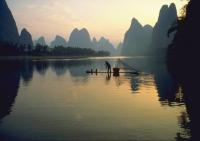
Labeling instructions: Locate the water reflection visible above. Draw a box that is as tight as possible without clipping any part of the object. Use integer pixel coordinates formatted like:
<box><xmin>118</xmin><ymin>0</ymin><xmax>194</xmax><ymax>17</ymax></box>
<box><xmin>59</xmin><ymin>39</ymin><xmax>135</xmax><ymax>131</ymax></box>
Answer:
<box><xmin>105</xmin><ymin>72</ymin><xmax>111</xmax><ymax>84</ymax></box>
<box><xmin>180</xmin><ymin>78</ymin><xmax>200</xmax><ymax>141</ymax></box>
<box><xmin>0</xmin><ymin>60</ymin><xmax>20</xmax><ymax>120</ymax></box>
<box><xmin>154</xmin><ymin>67</ymin><xmax>184</xmax><ymax>106</ymax></box>
<box><xmin>51</xmin><ymin>60</ymin><xmax>68</xmax><ymax>76</ymax></box>
<box><xmin>20</xmin><ymin>60</ymin><xmax>34</xmax><ymax>85</ymax></box>
<box><xmin>121</xmin><ymin>58</ymin><xmax>192</xmax><ymax>140</ymax></box>
<box><xmin>130</xmin><ymin>75</ymin><xmax>140</xmax><ymax>92</ymax></box>
<box><xmin>0</xmin><ymin>57</ymin><xmax>196</xmax><ymax>141</ymax></box>
<box><xmin>35</xmin><ymin>61</ymin><xmax>50</xmax><ymax>75</ymax></box>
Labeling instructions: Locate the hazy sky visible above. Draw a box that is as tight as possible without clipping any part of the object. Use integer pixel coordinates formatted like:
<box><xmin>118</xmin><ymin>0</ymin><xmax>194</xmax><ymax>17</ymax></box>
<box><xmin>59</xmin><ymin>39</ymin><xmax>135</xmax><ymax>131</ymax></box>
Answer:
<box><xmin>6</xmin><ymin>0</ymin><xmax>187</xmax><ymax>46</ymax></box>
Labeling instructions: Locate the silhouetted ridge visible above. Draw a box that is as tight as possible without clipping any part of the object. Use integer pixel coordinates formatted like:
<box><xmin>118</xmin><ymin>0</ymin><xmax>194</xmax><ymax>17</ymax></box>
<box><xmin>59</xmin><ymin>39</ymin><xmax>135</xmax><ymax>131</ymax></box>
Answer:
<box><xmin>121</xmin><ymin>18</ymin><xmax>153</xmax><ymax>56</ymax></box>
<box><xmin>167</xmin><ymin>0</ymin><xmax>200</xmax><ymax>79</ymax></box>
<box><xmin>19</xmin><ymin>28</ymin><xmax>33</xmax><ymax>49</ymax></box>
<box><xmin>96</xmin><ymin>37</ymin><xmax>116</xmax><ymax>55</ymax></box>
<box><xmin>50</xmin><ymin>35</ymin><xmax>67</xmax><ymax>48</ymax></box>
<box><xmin>68</xmin><ymin>28</ymin><xmax>93</xmax><ymax>49</ymax></box>
<box><xmin>116</xmin><ymin>42</ymin><xmax>123</xmax><ymax>55</ymax></box>
<box><xmin>67</xmin><ymin>28</ymin><xmax>116</xmax><ymax>55</ymax></box>
<box><xmin>92</xmin><ymin>37</ymin><xmax>98</xmax><ymax>48</ymax></box>
<box><xmin>0</xmin><ymin>0</ymin><xmax>19</xmax><ymax>44</ymax></box>
<box><xmin>143</xmin><ymin>25</ymin><xmax>153</xmax><ymax>32</ymax></box>
<box><xmin>130</xmin><ymin>18</ymin><xmax>143</xmax><ymax>30</ymax></box>
<box><xmin>150</xmin><ymin>3</ymin><xmax>177</xmax><ymax>56</ymax></box>
<box><xmin>158</xmin><ymin>5</ymin><xmax>168</xmax><ymax>22</ymax></box>
<box><xmin>34</xmin><ymin>36</ymin><xmax>46</xmax><ymax>46</ymax></box>
<box><xmin>167</xmin><ymin>1</ymin><xmax>200</xmax><ymax>140</ymax></box>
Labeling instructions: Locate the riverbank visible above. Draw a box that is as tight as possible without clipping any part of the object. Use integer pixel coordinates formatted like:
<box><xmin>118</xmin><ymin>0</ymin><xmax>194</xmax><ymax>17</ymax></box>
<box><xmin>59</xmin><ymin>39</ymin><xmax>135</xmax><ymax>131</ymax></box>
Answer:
<box><xmin>0</xmin><ymin>55</ymin><xmax>111</xmax><ymax>60</ymax></box>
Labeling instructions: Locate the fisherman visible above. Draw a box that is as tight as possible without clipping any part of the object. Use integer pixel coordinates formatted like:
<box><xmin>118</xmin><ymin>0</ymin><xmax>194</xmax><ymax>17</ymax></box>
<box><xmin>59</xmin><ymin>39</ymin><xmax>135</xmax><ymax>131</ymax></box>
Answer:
<box><xmin>105</xmin><ymin>61</ymin><xmax>111</xmax><ymax>74</ymax></box>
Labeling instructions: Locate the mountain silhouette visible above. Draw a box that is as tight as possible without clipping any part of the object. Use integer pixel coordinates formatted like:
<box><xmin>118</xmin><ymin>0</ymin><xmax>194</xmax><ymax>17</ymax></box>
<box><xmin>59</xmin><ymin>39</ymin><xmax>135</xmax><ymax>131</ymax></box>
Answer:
<box><xmin>94</xmin><ymin>37</ymin><xmax>116</xmax><ymax>55</ymax></box>
<box><xmin>121</xmin><ymin>18</ymin><xmax>153</xmax><ymax>56</ymax></box>
<box><xmin>50</xmin><ymin>35</ymin><xmax>67</xmax><ymax>48</ymax></box>
<box><xmin>0</xmin><ymin>0</ymin><xmax>19</xmax><ymax>44</ymax></box>
<box><xmin>150</xmin><ymin>3</ymin><xmax>177</xmax><ymax>56</ymax></box>
<box><xmin>68</xmin><ymin>28</ymin><xmax>93</xmax><ymax>49</ymax></box>
<box><xmin>19</xmin><ymin>28</ymin><xmax>33</xmax><ymax>48</ymax></box>
<box><xmin>67</xmin><ymin>28</ymin><xmax>116</xmax><ymax>55</ymax></box>
<box><xmin>116</xmin><ymin>42</ymin><xmax>123</xmax><ymax>55</ymax></box>
<box><xmin>92</xmin><ymin>37</ymin><xmax>98</xmax><ymax>48</ymax></box>
<box><xmin>167</xmin><ymin>1</ymin><xmax>200</xmax><ymax>140</ymax></box>
<box><xmin>34</xmin><ymin>36</ymin><xmax>46</xmax><ymax>46</ymax></box>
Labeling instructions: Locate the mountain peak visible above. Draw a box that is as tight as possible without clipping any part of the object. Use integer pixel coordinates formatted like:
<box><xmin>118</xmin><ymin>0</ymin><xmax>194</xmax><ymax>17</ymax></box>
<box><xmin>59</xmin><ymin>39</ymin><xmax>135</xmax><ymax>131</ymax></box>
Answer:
<box><xmin>35</xmin><ymin>36</ymin><xmax>46</xmax><ymax>46</ymax></box>
<box><xmin>131</xmin><ymin>18</ymin><xmax>140</xmax><ymax>25</ymax></box>
<box><xmin>143</xmin><ymin>25</ymin><xmax>153</xmax><ymax>31</ymax></box>
<box><xmin>55</xmin><ymin>35</ymin><xmax>63</xmax><ymax>39</ymax></box>
<box><xmin>130</xmin><ymin>18</ymin><xmax>142</xmax><ymax>30</ymax></box>
<box><xmin>21</xmin><ymin>28</ymin><xmax>28</xmax><ymax>33</ymax></box>
<box><xmin>19</xmin><ymin>28</ymin><xmax>33</xmax><ymax>47</ymax></box>
<box><xmin>38</xmin><ymin>36</ymin><xmax>45</xmax><ymax>40</ymax></box>
<box><xmin>151</xmin><ymin>3</ymin><xmax>178</xmax><ymax>50</ymax></box>
<box><xmin>169</xmin><ymin>3</ymin><xmax>176</xmax><ymax>9</ymax></box>
<box><xmin>80</xmin><ymin>28</ymin><xmax>87</xmax><ymax>32</ymax></box>
<box><xmin>157</xmin><ymin>3</ymin><xmax>177</xmax><ymax>24</ymax></box>
<box><xmin>169</xmin><ymin>3</ymin><xmax>177</xmax><ymax>17</ymax></box>
<box><xmin>143</xmin><ymin>24</ymin><xmax>153</xmax><ymax>29</ymax></box>
<box><xmin>72</xmin><ymin>28</ymin><xmax>79</xmax><ymax>33</ymax></box>
<box><xmin>92</xmin><ymin>37</ymin><xmax>97</xmax><ymax>42</ymax></box>
<box><xmin>51</xmin><ymin>35</ymin><xmax>67</xmax><ymax>48</ymax></box>
<box><xmin>99</xmin><ymin>37</ymin><xmax>107</xmax><ymax>42</ymax></box>
<box><xmin>80</xmin><ymin>28</ymin><xmax>90</xmax><ymax>37</ymax></box>
<box><xmin>160</xmin><ymin>5</ymin><xmax>169</xmax><ymax>12</ymax></box>
<box><xmin>68</xmin><ymin>27</ymin><xmax>92</xmax><ymax>49</ymax></box>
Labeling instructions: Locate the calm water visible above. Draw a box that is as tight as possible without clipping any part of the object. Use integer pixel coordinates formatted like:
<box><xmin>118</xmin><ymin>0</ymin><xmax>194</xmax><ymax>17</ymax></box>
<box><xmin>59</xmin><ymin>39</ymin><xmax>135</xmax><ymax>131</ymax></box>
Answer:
<box><xmin>0</xmin><ymin>57</ymin><xmax>191</xmax><ymax>141</ymax></box>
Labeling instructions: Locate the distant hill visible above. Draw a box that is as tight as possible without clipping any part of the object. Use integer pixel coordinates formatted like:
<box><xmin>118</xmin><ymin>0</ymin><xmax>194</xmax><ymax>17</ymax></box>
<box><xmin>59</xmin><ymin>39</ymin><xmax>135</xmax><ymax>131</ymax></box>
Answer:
<box><xmin>19</xmin><ymin>28</ymin><xmax>33</xmax><ymax>48</ymax></box>
<box><xmin>0</xmin><ymin>0</ymin><xmax>19</xmax><ymax>44</ymax></box>
<box><xmin>93</xmin><ymin>37</ymin><xmax>117</xmax><ymax>56</ymax></box>
<box><xmin>34</xmin><ymin>37</ymin><xmax>47</xmax><ymax>46</ymax></box>
<box><xmin>50</xmin><ymin>35</ymin><xmax>67</xmax><ymax>48</ymax></box>
<box><xmin>150</xmin><ymin>3</ymin><xmax>177</xmax><ymax>56</ymax></box>
<box><xmin>68</xmin><ymin>28</ymin><xmax>93</xmax><ymax>49</ymax></box>
<box><xmin>121</xmin><ymin>18</ymin><xmax>153</xmax><ymax>56</ymax></box>
<box><xmin>92</xmin><ymin>37</ymin><xmax>98</xmax><ymax>48</ymax></box>
<box><xmin>67</xmin><ymin>28</ymin><xmax>117</xmax><ymax>55</ymax></box>
<box><xmin>116</xmin><ymin>42</ymin><xmax>123</xmax><ymax>55</ymax></box>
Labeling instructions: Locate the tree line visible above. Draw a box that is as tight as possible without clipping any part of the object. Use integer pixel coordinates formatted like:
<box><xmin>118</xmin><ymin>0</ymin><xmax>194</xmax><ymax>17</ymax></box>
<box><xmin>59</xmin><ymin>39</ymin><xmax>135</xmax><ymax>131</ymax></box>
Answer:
<box><xmin>0</xmin><ymin>42</ymin><xmax>110</xmax><ymax>57</ymax></box>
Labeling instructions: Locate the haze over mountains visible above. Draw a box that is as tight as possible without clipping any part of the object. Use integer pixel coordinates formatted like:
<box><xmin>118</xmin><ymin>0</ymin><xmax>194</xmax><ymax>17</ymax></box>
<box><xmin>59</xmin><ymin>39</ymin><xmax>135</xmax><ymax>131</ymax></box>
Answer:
<box><xmin>121</xmin><ymin>18</ymin><xmax>153</xmax><ymax>56</ymax></box>
<box><xmin>34</xmin><ymin>37</ymin><xmax>46</xmax><ymax>46</ymax></box>
<box><xmin>50</xmin><ymin>35</ymin><xmax>67</xmax><ymax>48</ymax></box>
<box><xmin>93</xmin><ymin>37</ymin><xmax>116</xmax><ymax>55</ymax></box>
<box><xmin>68</xmin><ymin>28</ymin><xmax>93</xmax><ymax>49</ymax></box>
<box><xmin>121</xmin><ymin>3</ymin><xmax>177</xmax><ymax>56</ymax></box>
<box><xmin>0</xmin><ymin>0</ymin><xmax>178</xmax><ymax>56</ymax></box>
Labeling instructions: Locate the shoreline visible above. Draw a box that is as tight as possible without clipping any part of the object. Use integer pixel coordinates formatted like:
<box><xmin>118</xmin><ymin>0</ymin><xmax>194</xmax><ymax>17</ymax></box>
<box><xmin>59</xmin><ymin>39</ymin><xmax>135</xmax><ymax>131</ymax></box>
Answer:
<box><xmin>0</xmin><ymin>55</ymin><xmax>164</xmax><ymax>60</ymax></box>
<box><xmin>0</xmin><ymin>55</ymin><xmax>110</xmax><ymax>60</ymax></box>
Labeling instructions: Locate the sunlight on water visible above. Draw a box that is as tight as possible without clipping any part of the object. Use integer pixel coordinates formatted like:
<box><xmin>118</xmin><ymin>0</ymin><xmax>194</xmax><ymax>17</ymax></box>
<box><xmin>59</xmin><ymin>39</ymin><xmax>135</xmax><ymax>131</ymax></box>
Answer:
<box><xmin>0</xmin><ymin>57</ymin><xmax>190</xmax><ymax>141</ymax></box>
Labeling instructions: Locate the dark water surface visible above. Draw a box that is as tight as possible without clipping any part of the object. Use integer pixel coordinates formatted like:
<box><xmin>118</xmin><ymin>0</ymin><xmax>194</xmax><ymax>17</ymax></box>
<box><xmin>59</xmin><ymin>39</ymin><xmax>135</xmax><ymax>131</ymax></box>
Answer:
<box><xmin>0</xmin><ymin>57</ymin><xmax>191</xmax><ymax>141</ymax></box>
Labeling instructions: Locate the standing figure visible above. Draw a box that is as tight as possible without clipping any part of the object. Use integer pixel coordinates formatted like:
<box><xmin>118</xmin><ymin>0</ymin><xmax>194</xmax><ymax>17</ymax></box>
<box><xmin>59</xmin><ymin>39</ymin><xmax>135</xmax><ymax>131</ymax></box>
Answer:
<box><xmin>105</xmin><ymin>61</ymin><xmax>111</xmax><ymax>74</ymax></box>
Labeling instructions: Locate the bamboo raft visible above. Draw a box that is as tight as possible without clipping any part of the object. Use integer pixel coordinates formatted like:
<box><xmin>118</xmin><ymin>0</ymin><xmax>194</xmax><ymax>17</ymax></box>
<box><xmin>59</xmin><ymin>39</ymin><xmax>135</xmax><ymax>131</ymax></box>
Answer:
<box><xmin>86</xmin><ymin>60</ymin><xmax>140</xmax><ymax>76</ymax></box>
<box><xmin>86</xmin><ymin>68</ymin><xmax>139</xmax><ymax>75</ymax></box>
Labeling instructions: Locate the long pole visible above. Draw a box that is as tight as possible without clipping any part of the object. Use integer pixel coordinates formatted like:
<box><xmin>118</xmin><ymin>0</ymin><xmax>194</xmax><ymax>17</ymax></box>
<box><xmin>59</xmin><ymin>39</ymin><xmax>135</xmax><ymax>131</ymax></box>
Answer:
<box><xmin>118</xmin><ymin>59</ymin><xmax>139</xmax><ymax>72</ymax></box>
